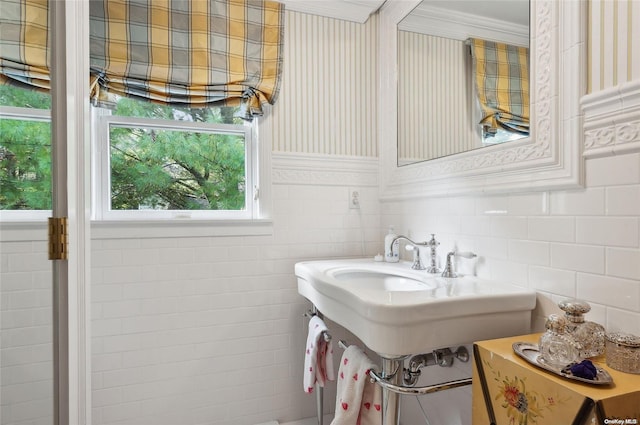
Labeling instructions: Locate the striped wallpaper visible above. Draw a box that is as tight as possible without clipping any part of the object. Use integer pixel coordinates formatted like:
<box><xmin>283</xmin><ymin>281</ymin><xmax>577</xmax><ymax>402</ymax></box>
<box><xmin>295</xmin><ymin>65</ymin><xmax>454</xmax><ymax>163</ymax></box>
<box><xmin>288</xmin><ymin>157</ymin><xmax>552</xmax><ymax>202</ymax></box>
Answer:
<box><xmin>589</xmin><ymin>0</ymin><xmax>640</xmax><ymax>92</ymax></box>
<box><xmin>397</xmin><ymin>31</ymin><xmax>477</xmax><ymax>162</ymax></box>
<box><xmin>268</xmin><ymin>10</ymin><xmax>379</xmax><ymax>157</ymax></box>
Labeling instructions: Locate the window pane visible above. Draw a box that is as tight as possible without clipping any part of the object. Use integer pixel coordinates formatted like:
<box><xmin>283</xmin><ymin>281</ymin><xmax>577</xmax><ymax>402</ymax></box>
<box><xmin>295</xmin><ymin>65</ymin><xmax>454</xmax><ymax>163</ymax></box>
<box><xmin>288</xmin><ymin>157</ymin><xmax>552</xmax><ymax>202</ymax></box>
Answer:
<box><xmin>0</xmin><ymin>85</ymin><xmax>51</xmax><ymax>109</ymax></box>
<box><xmin>109</xmin><ymin>124</ymin><xmax>246</xmax><ymax>211</ymax></box>
<box><xmin>110</xmin><ymin>95</ymin><xmax>243</xmax><ymax>125</ymax></box>
<box><xmin>0</xmin><ymin>117</ymin><xmax>52</xmax><ymax>210</ymax></box>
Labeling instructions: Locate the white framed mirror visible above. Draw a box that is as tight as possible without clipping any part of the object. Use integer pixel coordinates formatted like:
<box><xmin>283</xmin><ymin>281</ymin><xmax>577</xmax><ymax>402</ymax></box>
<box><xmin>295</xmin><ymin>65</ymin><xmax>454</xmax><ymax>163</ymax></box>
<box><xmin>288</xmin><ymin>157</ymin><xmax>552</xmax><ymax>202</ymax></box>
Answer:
<box><xmin>379</xmin><ymin>0</ymin><xmax>587</xmax><ymax>199</ymax></box>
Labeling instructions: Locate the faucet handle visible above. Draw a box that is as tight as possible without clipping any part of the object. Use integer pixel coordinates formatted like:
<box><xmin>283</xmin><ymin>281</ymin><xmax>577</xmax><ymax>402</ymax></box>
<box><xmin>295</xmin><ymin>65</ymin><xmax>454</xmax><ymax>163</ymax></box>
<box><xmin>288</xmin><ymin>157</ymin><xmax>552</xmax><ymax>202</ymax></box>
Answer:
<box><xmin>441</xmin><ymin>250</ymin><xmax>477</xmax><ymax>278</ymax></box>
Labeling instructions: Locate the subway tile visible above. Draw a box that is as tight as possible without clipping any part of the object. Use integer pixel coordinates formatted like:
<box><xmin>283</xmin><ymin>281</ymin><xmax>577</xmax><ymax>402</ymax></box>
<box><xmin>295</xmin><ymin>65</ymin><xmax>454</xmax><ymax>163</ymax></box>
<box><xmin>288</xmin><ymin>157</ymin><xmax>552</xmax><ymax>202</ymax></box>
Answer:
<box><xmin>475</xmin><ymin>195</ymin><xmax>509</xmax><ymax>215</ymax></box>
<box><xmin>92</xmin><ymin>250</ymin><xmax>123</xmax><ymax>268</ymax></box>
<box><xmin>606</xmin><ymin>248</ymin><xmax>640</xmax><ymax>280</ymax></box>
<box><xmin>7</xmin><ymin>252</ymin><xmax>49</xmax><ymax>273</ymax></box>
<box><xmin>606</xmin><ymin>307</ymin><xmax>640</xmax><ymax>335</ymax></box>
<box><xmin>1</xmin><ymin>272</ymin><xmax>33</xmax><ymax>291</ymax></box>
<box><xmin>528</xmin><ymin>217</ymin><xmax>575</xmax><ymax>242</ymax></box>
<box><xmin>606</xmin><ymin>185</ymin><xmax>640</xmax><ymax>215</ymax></box>
<box><xmin>508</xmin><ymin>240</ymin><xmax>550</xmax><ymax>266</ymax></box>
<box><xmin>507</xmin><ymin>192</ymin><xmax>549</xmax><ymax>216</ymax></box>
<box><xmin>585</xmin><ymin>302</ymin><xmax>607</xmax><ymax>328</ymax></box>
<box><xmin>577</xmin><ymin>273</ymin><xmax>640</xmax><ymax>312</ymax></box>
<box><xmin>490</xmin><ymin>216</ymin><xmax>528</xmax><ymax>239</ymax></box>
<box><xmin>92</xmin><ymin>387</ymin><xmax>123</xmax><ymax>408</ymax></box>
<box><xmin>585</xmin><ymin>153</ymin><xmax>640</xmax><ymax>187</ymax></box>
<box><xmin>549</xmin><ymin>188</ymin><xmax>606</xmax><ymax>215</ymax></box>
<box><xmin>458</xmin><ymin>216</ymin><xmax>492</xmax><ymax>236</ymax></box>
<box><xmin>486</xmin><ymin>259</ymin><xmax>528</xmax><ymax>286</ymax></box>
<box><xmin>576</xmin><ymin>217</ymin><xmax>639</xmax><ymax>247</ymax></box>
<box><xmin>528</xmin><ymin>266</ymin><xmax>576</xmax><ymax>297</ymax></box>
<box><xmin>92</xmin><ymin>318</ymin><xmax>123</xmax><ymax>337</ymax></box>
<box><xmin>102</xmin><ymin>266</ymin><xmax>143</xmax><ymax>285</ymax></box>
<box><xmin>550</xmin><ymin>243</ymin><xmax>605</xmax><ymax>274</ymax></box>
<box><xmin>475</xmin><ymin>237</ymin><xmax>509</xmax><ymax>260</ymax></box>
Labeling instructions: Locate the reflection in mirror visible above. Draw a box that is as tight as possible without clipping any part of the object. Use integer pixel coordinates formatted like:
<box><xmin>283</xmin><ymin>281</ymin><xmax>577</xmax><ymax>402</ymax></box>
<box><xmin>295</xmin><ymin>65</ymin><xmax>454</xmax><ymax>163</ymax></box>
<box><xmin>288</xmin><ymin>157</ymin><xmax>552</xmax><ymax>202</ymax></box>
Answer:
<box><xmin>397</xmin><ymin>0</ymin><xmax>529</xmax><ymax>166</ymax></box>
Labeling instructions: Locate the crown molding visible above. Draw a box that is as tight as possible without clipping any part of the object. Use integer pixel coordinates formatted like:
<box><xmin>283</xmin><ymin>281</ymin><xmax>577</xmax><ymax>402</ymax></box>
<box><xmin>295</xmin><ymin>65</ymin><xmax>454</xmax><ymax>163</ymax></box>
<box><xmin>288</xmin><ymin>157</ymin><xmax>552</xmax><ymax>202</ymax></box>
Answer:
<box><xmin>398</xmin><ymin>3</ymin><xmax>529</xmax><ymax>46</ymax></box>
<box><xmin>582</xmin><ymin>81</ymin><xmax>640</xmax><ymax>158</ymax></box>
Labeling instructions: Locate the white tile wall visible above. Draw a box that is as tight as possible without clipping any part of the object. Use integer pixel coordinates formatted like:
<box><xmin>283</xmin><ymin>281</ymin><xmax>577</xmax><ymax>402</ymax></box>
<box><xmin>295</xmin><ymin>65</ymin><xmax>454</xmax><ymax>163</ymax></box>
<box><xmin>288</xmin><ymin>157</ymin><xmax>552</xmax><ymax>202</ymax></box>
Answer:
<box><xmin>89</xmin><ymin>181</ymin><xmax>380</xmax><ymax>425</ymax></box>
<box><xmin>0</xmin><ymin>238</ymin><xmax>53</xmax><ymax>425</ymax></box>
<box><xmin>383</xmin><ymin>154</ymin><xmax>640</xmax><ymax>339</ymax></box>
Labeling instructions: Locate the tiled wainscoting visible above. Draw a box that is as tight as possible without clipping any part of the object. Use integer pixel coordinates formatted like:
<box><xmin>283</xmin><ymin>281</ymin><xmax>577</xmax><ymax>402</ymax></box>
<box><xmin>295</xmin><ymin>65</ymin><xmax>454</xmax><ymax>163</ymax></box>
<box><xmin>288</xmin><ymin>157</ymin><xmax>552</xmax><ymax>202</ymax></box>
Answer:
<box><xmin>88</xmin><ymin>154</ymin><xmax>380</xmax><ymax>425</ymax></box>
<box><xmin>4</xmin><ymin>145</ymin><xmax>640</xmax><ymax>425</ymax></box>
<box><xmin>381</xmin><ymin>151</ymin><xmax>640</xmax><ymax>337</ymax></box>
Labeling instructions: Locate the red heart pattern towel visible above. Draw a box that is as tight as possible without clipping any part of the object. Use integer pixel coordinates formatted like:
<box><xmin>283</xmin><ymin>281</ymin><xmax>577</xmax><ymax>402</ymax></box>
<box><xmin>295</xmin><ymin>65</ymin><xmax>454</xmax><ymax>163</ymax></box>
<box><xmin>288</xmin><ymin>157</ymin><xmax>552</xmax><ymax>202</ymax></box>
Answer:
<box><xmin>330</xmin><ymin>345</ymin><xmax>381</xmax><ymax>425</ymax></box>
<box><xmin>303</xmin><ymin>316</ymin><xmax>335</xmax><ymax>393</ymax></box>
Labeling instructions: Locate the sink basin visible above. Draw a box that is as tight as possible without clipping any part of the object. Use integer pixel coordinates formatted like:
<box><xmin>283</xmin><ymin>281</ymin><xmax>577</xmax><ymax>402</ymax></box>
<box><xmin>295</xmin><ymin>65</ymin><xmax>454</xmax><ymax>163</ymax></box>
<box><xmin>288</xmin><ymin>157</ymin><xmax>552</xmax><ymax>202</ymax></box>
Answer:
<box><xmin>296</xmin><ymin>259</ymin><xmax>537</xmax><ymax>357</ymax></box>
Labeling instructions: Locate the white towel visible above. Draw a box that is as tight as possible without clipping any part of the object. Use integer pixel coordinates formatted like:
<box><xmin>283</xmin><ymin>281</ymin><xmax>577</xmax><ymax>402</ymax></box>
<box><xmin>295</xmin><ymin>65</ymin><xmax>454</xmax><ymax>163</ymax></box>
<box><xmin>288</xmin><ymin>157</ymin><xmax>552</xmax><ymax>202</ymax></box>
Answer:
<box><xmin>330</xmin><ymin>345</ymin><xmax>382</xmax><ymax>425</ymax></box>
<box><xmin>303</xmin><ymin>315</ymin><xmax>335</xmax><ymax>393</ymax></box>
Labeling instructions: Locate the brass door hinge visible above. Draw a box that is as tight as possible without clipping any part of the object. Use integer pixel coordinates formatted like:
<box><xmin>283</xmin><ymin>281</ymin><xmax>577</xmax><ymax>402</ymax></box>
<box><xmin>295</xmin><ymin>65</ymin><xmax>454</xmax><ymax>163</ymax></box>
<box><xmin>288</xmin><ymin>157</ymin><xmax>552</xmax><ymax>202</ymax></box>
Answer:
<box><xmin>48</xmin><ymin>217</ymin><xmax>68</xmax><ymax>260</ymax></box>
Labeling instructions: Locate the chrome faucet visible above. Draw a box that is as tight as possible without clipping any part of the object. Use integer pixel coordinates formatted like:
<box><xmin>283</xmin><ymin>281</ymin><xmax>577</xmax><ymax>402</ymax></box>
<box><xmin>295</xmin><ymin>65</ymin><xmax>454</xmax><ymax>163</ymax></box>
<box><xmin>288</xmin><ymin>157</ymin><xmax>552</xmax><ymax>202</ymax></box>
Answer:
<box><xmin>389</xmin><ymin>235</ymin><xmax>431</xmax><ymax>270</ymax></box>
<box><xmin>441</xmin><ymin>251</ymin><xmax>477</xmax><ymax>278</ymax></box>
<box><xmin>425</xmin><ymin>234</ymin><xmax>440</xmax><ymax>274</ymax></box>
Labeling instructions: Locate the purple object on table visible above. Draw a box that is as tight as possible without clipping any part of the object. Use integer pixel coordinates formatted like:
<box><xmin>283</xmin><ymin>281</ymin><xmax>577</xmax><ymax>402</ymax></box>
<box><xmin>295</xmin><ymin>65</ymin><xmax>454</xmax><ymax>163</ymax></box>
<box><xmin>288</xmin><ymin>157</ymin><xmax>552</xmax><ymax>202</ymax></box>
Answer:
<box><xmin>568</xmin><ymin>359</ymin><xmax>598</xmax><ymax>380</ymax></box>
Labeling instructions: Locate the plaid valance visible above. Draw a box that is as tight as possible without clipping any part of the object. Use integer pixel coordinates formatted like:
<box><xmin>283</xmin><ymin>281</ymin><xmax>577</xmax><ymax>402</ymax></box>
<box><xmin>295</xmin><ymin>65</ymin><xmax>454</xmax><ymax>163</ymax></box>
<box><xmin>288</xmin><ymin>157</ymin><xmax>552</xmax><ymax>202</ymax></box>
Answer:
<box><xmin>0</xmin><ymin>0</ymin><xmax>285</xmax><ymax>120</ymax></box>
<box><xmin>469</xmin><ymin>38</ymin><xmax>529</xmax><ymax>136</ymax></box>
<box><xmin>0</xmin><ymin>0</ymin><xmax>49</xmax><ymax>91</ymax></box>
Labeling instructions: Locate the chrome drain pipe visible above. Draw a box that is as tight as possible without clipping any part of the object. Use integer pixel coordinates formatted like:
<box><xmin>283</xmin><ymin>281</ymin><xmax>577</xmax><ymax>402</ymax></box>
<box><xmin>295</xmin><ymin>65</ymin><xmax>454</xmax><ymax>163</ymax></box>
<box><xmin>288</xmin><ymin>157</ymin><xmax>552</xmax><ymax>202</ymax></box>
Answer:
<box><xmin>372</xmin><ymin>349</ymin><xmax>472</xmax><ymax>425</ymax></box>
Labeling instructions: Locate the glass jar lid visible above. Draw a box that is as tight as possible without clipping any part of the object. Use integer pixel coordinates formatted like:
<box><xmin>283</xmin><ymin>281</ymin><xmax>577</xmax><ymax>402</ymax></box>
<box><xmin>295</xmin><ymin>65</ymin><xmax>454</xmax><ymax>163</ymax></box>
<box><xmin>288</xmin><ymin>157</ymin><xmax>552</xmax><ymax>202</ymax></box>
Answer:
<box><xmin>558</xmin><ymin>299</ymin><xmax>591</xmax><ymax>322</ymax></box>
<box><xmin>605</xmin><ymin>332</ymin><xmax>640</xmax><ymax>348</ymax></box>
<box><xmin>545</xmin><ymin>314</ymin><xmax>567</xmax><ymax>332</ymax></box>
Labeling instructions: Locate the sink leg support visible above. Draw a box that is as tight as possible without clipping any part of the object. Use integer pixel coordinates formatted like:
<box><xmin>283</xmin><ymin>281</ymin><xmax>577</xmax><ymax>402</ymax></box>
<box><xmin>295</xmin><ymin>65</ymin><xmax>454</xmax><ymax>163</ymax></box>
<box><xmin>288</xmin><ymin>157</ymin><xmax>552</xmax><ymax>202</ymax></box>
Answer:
<box><xmin>380</xmin><ymin>356</ymin><xmax>406</xmax><ymax>425</ymax></box>
<box><xmin>316</xmin><ymin>384</ymin><xmax>323</xmax><ymax>425</ymax></box>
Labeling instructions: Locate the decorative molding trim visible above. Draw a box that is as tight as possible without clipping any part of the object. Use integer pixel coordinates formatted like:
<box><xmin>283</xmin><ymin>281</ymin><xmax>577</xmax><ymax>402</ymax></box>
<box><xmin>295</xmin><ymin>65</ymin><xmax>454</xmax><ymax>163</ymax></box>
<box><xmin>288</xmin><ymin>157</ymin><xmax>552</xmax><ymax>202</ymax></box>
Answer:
<box><xmin>582</xmin><ymin>81</ymin><xmax>640</xmax><ymax>158</ymax></box>
<box><xmin>379</xmin><ymin>0</ymin><xmax>586</xmax><ymax>199</ymax></box>
<box><xmin>272</xmin><ymin>152</ymin><xmax>379</xmax><ymax>187</ymax></box>
<box><xmin>280</xmin><ymin>0</ymin><xmax>384</xmax><ymax>23</ymax></box>
<box><xmin>398</xmin><ymin>3</ymin><xmax>528</xmax><ymax>46</ymax></box>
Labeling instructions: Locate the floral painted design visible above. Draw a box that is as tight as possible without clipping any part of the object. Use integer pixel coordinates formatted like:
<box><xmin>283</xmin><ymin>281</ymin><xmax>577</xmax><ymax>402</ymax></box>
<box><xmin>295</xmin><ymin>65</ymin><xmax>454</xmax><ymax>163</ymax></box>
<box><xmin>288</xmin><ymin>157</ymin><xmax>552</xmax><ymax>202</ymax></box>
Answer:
<box><xmin>485</xmin><ymin>360</ymin><xmax>566</xmax><ymax>425</ymax></box>
<box><xmin>496</xmin><ymin>375</ymin><xmax>543</xmax><ymax>424</ymax></box>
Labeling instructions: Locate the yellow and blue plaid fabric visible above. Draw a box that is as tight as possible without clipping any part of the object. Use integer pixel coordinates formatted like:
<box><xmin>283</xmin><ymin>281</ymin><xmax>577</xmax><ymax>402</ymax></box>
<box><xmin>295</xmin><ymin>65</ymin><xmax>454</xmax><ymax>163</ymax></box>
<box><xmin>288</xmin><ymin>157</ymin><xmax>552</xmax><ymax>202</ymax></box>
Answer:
<box><xmin>0</xmin><ymin>0</ymin><xmax>50</xmax><ymax>91</ymax></box>
<box><xmin>0</xmin><ymin>0</ymin><xmax>284</xmax><ymax>120</ymax></box>
<box><xmin>470</xmin><ymin>38</ymin><xmax>529</xmax><ymax>135</ymax></box>
<box><xmin>89</xmin><ymin>0</ymin><xmax>284</xmax><ymax>119</ymax></box>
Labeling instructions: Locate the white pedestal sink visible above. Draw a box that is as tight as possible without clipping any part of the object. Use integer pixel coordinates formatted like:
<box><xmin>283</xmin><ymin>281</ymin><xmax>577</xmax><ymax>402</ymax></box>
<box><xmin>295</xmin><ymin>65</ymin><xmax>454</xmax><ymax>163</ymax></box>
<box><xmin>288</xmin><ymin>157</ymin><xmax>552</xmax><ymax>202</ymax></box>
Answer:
<box><xmin>296</xmin><ymin>258</ymin><xmax>536</xmax><ymax>357</ymax></box>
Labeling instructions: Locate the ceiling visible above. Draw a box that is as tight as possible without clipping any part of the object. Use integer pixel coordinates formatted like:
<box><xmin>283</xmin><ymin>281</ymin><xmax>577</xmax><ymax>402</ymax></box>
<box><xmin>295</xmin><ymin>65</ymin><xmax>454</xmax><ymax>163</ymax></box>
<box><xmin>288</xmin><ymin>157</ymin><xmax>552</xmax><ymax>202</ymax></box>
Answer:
<box><xmin>278</xmin><ymin>0</ymin><xmax>387</xmax><ymax>23</ymax></box>
<box><xmin>278</xmin><ymin>0</ymin><xmax>529</xmax><ymax>30</ymax></box>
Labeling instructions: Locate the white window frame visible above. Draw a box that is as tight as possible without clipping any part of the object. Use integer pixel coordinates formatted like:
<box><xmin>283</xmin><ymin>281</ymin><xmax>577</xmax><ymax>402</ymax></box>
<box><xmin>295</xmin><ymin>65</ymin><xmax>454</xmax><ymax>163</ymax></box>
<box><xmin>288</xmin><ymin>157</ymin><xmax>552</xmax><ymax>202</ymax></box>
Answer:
<box><xmin>91</xmin><ymin>106</ymin><xmax>261</xmax><ymax>222</ymax></box>
<box><xmin>1</xmin><ymin>102</ymin><xmax>272</xmax><ymax>233</ymax></box>
<box><xmin>0</xmin><ymin>105</ymin><xmax>53</xmax><ymax>222</ymax></box>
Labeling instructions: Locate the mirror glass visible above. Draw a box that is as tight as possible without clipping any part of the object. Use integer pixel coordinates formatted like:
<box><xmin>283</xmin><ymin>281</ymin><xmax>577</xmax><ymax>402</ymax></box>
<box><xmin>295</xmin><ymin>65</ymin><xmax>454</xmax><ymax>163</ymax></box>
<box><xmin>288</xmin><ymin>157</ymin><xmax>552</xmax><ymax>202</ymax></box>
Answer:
<box><xmin>397</xmin><ymin>0</ymin><xmax>529</xmax><ymax>166</ymax></box>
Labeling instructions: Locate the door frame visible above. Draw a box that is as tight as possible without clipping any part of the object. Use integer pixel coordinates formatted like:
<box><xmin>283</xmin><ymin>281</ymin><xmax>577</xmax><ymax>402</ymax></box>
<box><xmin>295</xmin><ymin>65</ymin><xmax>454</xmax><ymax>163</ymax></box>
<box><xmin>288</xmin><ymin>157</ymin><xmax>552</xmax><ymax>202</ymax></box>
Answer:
<box><xmin>50</xmin><ymin>1</ymin><xmax>92</xmax><ymax>424</ymax></box>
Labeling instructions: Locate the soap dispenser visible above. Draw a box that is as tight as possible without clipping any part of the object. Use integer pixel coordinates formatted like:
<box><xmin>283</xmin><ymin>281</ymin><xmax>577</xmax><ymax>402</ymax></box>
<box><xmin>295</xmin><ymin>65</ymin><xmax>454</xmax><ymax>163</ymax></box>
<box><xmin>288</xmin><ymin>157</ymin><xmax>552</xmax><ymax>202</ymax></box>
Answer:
<box><xmin>558</xmin><ymin>299</ymin><xmax>605</xmax><ymax>358</ymax></box>
<box><xmin>384</xmin><ymin>226</ymin><xmax>399</xmax><ymax>263</ymax></box>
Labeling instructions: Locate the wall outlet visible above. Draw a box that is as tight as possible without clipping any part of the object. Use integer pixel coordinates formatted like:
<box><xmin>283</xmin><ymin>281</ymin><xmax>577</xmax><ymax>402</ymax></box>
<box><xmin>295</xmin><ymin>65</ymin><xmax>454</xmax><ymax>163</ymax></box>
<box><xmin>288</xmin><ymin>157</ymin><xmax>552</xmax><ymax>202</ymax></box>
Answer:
<box><xmin>349</xmin><ymin>189</ymin><xmax>360</xmax><ymax>209</ymax></box>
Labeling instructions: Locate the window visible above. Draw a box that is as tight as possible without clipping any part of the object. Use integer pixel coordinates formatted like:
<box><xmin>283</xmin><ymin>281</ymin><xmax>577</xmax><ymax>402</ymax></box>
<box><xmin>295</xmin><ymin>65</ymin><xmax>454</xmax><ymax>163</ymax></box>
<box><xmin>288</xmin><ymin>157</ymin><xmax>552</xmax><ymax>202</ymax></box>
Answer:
<box><xmin>92</xmin><ymin>96</ymin><xmax>258</xmax><ymax>220</ymax></box>
<box><xmin>0</xmin><ymin>85</ymin><xmax>52</xmax><ymax>219</ymax></box>
<box><xmin>1</xmin><ymin>86</ymin><xmax>262</xmax><ymax>222</ymax></box>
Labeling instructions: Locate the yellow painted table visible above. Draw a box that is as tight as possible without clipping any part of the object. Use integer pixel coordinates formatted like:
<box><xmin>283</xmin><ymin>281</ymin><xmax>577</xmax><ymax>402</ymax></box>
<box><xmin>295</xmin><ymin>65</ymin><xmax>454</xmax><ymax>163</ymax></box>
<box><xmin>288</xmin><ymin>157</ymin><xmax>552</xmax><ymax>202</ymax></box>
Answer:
<box><xmin>472</xmin><ymin>333</ymin><xmax>640</xmax><ymax>425</ymax></box>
